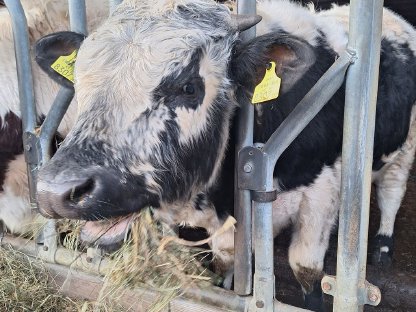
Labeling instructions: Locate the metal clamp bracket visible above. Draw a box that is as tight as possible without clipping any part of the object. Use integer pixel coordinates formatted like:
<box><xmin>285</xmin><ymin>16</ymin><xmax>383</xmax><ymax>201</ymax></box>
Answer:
<box><xmin>321</xmin><ymin>275</ymin><xmax>381</xmax><ymax>306</ymax></box>
<box><xmin>251</xmin><ymin>190</ymin><xmax>277</xmax><ymax>202</ymax></box>
<box><xmin>37</xmin><ymin>220</ymin><xmax>58</xmax><ymax>263</ymax></box>
<box><xmin>238</xmin><ymin>146</ymin><xmax>271</xmax><ymax>192</ymax></box>
<box><xmin>23</xmin><ymin>131</ymin><xmax>40</xmax><ymax>165</ymax></box>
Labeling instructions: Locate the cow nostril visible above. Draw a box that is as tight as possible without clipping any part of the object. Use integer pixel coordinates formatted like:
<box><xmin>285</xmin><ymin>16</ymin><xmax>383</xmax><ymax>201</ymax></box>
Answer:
<box><xmin>65</xmin><ymin>178</ymin><xmax>95</xmax><ymax>205</ymax></box>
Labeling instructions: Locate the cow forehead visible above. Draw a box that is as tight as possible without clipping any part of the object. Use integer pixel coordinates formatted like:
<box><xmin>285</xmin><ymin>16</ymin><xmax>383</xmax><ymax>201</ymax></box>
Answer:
<box><xmin>74</xmin><ymin>0</ymin><xmax>233</xmax><ymax>116</ymax></box>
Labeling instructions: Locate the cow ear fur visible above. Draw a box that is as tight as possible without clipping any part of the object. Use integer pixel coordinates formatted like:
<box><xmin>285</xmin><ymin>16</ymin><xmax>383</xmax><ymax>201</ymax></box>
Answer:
<box><xmin>231</xmin><ymin>33</ymin><xmax>316</xmax><ymax>96</ymax></box>
<box><xmin>35</xmin><ymin>31</ymin><xmax>86</xmax><ymax>89</ymax></box>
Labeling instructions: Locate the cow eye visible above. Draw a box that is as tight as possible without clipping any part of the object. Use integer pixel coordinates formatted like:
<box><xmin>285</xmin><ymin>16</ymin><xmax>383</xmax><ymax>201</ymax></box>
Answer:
<box><xmin>182</xmin><ymin>83</ymin><xmax>195</xmax><ymax>95</ymax></box>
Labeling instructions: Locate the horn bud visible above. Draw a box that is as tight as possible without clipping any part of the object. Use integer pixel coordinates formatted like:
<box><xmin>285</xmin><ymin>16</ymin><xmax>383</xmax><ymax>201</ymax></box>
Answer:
<box><xmin>231</xmin><ymin>14</ymin><xmax>262</xmax><ymax>31</ymax></box>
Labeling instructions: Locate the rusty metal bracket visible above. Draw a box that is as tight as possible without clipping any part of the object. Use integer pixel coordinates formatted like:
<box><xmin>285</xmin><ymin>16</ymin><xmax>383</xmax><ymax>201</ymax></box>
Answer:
<box><xmin>322</xmin><ymin>275</ymin><xmax>381</xmax><ymax>307</ymax></box>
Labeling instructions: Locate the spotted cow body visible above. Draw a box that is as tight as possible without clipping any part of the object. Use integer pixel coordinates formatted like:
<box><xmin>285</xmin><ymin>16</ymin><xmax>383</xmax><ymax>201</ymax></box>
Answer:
<box><xmin>35</xmin><ymin>1</ymin><xmax>416</xmax><ymax>310</ymax></box>
<box><xmin>0</xmin><ymin>0</ymin><xmax>108</xmax><ymax>233</ymax></box>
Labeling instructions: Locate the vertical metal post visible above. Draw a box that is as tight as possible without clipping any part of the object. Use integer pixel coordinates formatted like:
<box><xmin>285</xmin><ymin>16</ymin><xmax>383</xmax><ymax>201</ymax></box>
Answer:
<box><xmin>334</xmin><ymin>0</ymin><xmax>384</xmax><ymax>311</ymax></box>
<box><xmin>38</xmin><ymin>0</ymin><xmax>88</xmax><ymax>262</ymax></box>
<box><xmin>68</xmin><ymin>0</ymin><xmax>87</xmax><ymax>34</ymax></box>
<box><xmin>251</xmin><ymin>158</ymin><xmax>275</xmax><ymax>312</ymax></box>
<box><xmin>39</xmin><ymin>0</ymin><xmax>87</xmax><ymax>164</ymax></box>
<box><xmin>234</xmin><ymin>0</ymin><xmax>256</xmax><ymax>296</ymax></box>
<box><xmin>4</xmin><ymin>0</ymin><xmax>38</xmax><ymax>209</ymax></box>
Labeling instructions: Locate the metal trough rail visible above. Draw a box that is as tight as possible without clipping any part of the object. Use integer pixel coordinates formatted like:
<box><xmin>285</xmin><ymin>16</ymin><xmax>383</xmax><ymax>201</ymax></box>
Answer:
<box><xmin>0</xmin><ymin>234</ymin><xmax>307</xmax><ymax>312</ymax></box>
<box><xmin>2</xmin><ymin>0</ymin><xmax>386</xmax><ymax>311</ymax></box>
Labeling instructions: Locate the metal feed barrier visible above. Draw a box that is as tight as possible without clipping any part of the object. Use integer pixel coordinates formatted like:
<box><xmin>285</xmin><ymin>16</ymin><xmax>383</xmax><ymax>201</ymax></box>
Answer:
<box><xmin>1</xmin><ymin>0</ymin><xmax>384</xmax><ymax>311</ymax></box>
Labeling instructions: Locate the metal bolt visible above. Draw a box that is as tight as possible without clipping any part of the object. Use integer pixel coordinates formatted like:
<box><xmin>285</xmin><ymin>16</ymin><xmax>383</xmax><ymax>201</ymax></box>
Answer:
<box><xmin>368</xmin><ymin>292</ymin><xmax>379</xmax><ymax>303</ymax></box>
<box><xmin>243</xmin><ymin>164</ymin><xmax>252</xmax><ymax>173</ymax></box>
<box><xmin>25</xmin><ymin>144</ymin><xmax>31</xmax><ymax>151</ymax></box>
<box><xmin>86</xmin><ymin>257</ymin><xmax>93</xmax><ymax>263</ymax></box>
<box><xmin>255</xmin><ymin>300</ymin><xmax>264</xmax><ymax>308</ymax></box>
<box><xmin>42</xmin><ymin>245</ymin><xmax>48</xmax><ymax>251</ymax></box>
<box><xmin>322</xmin><ymin>282</ymin><xmax>332</xmax><ymax>292</ymax></box>
<box><xmin>249</xmin><ymin>151</ymin><xmax>254</xmax><ymax>156</ymax></box>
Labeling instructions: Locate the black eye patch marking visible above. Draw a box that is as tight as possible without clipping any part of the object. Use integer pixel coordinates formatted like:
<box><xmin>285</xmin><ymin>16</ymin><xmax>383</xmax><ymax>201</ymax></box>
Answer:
<box><xmin>153</xmin><ymin>50</ymin><xmax>205</xmax><ymax>110</ymax></box>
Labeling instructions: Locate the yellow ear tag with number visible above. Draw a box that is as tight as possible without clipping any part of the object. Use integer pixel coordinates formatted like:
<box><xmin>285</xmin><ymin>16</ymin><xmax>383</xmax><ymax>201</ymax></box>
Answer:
<box><xmin>50</xmin><ymin>50</ymin><xmax>78</xmax><ymax>83</ymax></box>
<box><xmin>251</xmin><ymin>61</ymin><xmax>281</xmax><ymax>104</ymax></box>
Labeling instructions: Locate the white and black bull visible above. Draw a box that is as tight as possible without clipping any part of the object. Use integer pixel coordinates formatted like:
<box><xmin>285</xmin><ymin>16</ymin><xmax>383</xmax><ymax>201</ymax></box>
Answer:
<box><xmin>0</xmin><ymin>0</ymin><xmax>108</xmax><ymax>234</ymax></box>
<box><xmin>34</xmin><ymin>0</ymin><xmax>416</xmax><ymax>310</ymax></box>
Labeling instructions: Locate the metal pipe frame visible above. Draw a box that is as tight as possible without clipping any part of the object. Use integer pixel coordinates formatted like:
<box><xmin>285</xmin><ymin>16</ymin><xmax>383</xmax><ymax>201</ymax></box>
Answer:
<box><xmin>239</xmin><ymin>49</ymin><xmax>354</xmax><ymax>312</ymax></box>
<box><xmin>37</xmin><ymin>0</ymin><xmax>88</xmax><ymax>262</ymax></box>
<box><xmin>234</xmin><ymin>0</ymin><xmax>257</xmax><ymax>296</ymax></box>
<box><xmin>68</xmin><ymin>0</ymin><xmax>87</xmax><ymax>35</ymax></box>
<box><xmin>4</xmin><ymin>0</ymin><xmax>38</xmax><ymax>207</ymax></box>
<box><xmin>238</xmin><ymin>1</ymin><xmax>384</xmax><ymax>311</ymax></box>
<box><xmin>333</xmin><ymin>0</ymin><xmax>384</xmax><ymax>310</ymax></box>
<box><xmin>1</xmin><ymin>234</ymin><xmax>307</xmax><ymax>312</ymax></box>
<box><xmin>4</xmin><ymin>0</ymin><xmax>87</xmax><ymax>256</ymax></box>
<box><xmin>5</xmin><ymin>0</ymin><xmax>384</xmax><ymax>310</ymax></box>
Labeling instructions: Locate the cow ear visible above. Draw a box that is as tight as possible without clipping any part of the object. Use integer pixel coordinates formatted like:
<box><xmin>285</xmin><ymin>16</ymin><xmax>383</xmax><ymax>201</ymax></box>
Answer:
<box><xmin>231</xmin><ymin>33</ymin><xmax>316</xmax><ymax>96</ymax></box>
<box><xmin>35</xmin><ymin>31</ymin><xmax>86</xmax><ymax>89</ymax></box>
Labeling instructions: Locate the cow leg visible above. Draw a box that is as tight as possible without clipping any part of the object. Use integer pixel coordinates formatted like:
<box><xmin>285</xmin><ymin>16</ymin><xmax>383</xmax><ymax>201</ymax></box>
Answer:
<box><xmin>372</xmin><ymin>111</ymin><xmax>416</xmax><ymax>268</ymax></box>
<box><xmin>287</xmin><ymin>167</ymin><xmax>339</xmax><ymax>312</ymax></box>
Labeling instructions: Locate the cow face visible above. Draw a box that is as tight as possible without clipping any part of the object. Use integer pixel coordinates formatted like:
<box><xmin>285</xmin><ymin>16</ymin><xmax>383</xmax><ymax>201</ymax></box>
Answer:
<box><xmin>35</xmin><ymin>0</ymin><xmax>261</xmax><ymax>224</ymax></box>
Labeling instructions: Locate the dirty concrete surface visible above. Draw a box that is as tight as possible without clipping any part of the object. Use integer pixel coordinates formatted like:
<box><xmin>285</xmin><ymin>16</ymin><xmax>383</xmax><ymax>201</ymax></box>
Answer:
<box><xmin>274</xmin><ymin>161</ymin><xmax>416</xmax><ymax>311</ymax></box>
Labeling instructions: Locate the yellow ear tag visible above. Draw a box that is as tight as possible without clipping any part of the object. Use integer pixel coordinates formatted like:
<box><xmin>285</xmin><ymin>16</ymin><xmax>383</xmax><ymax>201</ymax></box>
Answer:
<box><xmin>50</xmin><ymin>50</ymin><xmax>78</xmax><ymax>83</ymax></box>
<box><xmin>251</xmin><ymin>61</ymin><xmax>281</xmax><ymax>104</ymax></box>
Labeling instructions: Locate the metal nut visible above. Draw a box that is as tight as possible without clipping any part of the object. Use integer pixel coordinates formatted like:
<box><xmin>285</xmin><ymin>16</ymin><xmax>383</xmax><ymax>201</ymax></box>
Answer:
<box><xmin>86</xmin><ymin>257</ymin><xmax>93</xmax><ymax>263</ymax></box>
<box><xmin>42</xmin><ymin>245</ymin><xmax>48</xmax><ymax>251</ymax></box>
<box><xmin>243</xmin><ymin>164</ymin><xmax>252</xmax><ymax>173</ymax></box>
<box><xmin>255</xmin><ymin>300</ymin><xmax>264</xmax><ymax>308</ymax></box>
<box><xmin>322</xmin><ymin>282</ymin><xmax>332</xmax><ymax>292</ymax></box>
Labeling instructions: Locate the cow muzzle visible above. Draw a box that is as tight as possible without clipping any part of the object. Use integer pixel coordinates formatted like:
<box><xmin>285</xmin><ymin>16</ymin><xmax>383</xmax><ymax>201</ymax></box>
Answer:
<box><xmin>36</xmin><ymin>164</ymin><xmax>159</xmax><ymax>220</ymax></box>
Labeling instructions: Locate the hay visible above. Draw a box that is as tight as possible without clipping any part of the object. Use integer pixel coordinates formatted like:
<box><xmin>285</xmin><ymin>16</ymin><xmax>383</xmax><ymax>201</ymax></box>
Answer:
<box><xmin>2</xmin><ymin>208</ymin><xmax>228</xmax><ymax>311</ymax></box>
<box><xmin>96</xmin><ymin>208</ymin><xmax>224</xmax><ymax>311</ymax></box>
<box><xmin>0</xmin><ymin>247</ymin><xmax>82</xmax><ymax>311</ymax></box>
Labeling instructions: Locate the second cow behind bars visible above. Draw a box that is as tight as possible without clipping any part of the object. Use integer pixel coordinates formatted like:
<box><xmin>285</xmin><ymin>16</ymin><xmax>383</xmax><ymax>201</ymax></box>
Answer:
<box><xmin>35</xmin><ymin>0</ymin><xmax>416</xmax><ymax>310</ymax></box>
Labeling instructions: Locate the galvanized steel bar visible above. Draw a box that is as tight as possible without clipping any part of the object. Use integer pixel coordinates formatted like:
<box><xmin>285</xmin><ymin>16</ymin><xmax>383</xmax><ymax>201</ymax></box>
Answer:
<box><xmin>263</xmin><ymin>50</ymin><xmax>354</xmax><ymax>164</ymax></box>
<box><xmin>234</xmin><ymin>0</ymin><xmax>257</xmax><ymax>296</ymax></box>
<box><xmin>4</xmin><ymin>0</ymin><xmax>38</xmax><ymax>207</ymax></box>
<box><xmin>39</xmin><ymin>0</ymin><xmax>88</xmax><ymax>164</ymax></box>
<box><xmin>334</xmin><ymin>0</ymin><xmax>384</xmax><ymax>311</ymax></box>
<box><xmin>2</xmin><ymin>234</ymin><xmax>309</xmax><ymax>312</ymax></box>
<box><xmin>39</xmin><ymin>88</ymin><xmax>74</xmax><ymax>164</ymax></box>
<box><xmin>69</xmin><ymin>0</ymin><xmax>87</xmax><ymax>34</ymax></box>
<box><xmin>250</xmin><ymin>199</ymin><xmax>275</xmax><ymax>312</ymax></box>
<box><xmin>38</xmin><ymin>0</ymin><xmax>88</xmax><ymax>261</ymax></box>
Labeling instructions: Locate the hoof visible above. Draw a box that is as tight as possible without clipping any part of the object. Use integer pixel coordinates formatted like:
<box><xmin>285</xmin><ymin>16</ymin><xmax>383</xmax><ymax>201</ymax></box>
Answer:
<box><xmin>304</xmin><ymin>281</ymin><xmax>326</xmax><ymax>312</ymax></box>
<box><xmin>372</xmin><ymin>234</ymin><xmax>393</xmax><ymax>269</ymax></box>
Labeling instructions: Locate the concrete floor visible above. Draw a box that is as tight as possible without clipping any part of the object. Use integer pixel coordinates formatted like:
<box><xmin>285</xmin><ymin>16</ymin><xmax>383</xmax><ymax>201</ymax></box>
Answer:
<box><xmin>274</xmin><ymin>161</ymin><xmax>416</xmax><ymax>311</ymax></box>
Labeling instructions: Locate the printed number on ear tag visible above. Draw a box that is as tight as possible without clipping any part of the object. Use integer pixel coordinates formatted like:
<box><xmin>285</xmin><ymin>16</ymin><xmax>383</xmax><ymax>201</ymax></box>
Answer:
<box><xmin>251</xmin><ymin>61</ymin><xmax>281</xmax><ymax>104</ymax></box>
<box><xmin>50</xmin><ymin>50</ymin><xmax>78</xmax><ymax>83</ymax></box>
